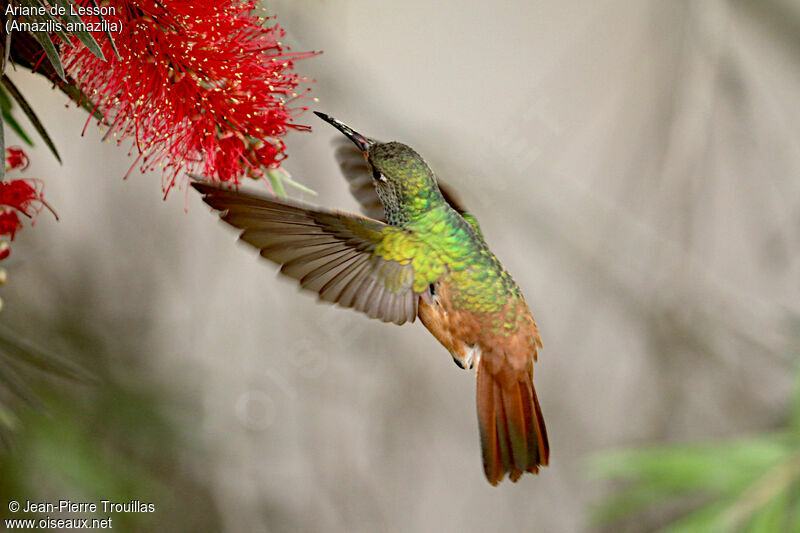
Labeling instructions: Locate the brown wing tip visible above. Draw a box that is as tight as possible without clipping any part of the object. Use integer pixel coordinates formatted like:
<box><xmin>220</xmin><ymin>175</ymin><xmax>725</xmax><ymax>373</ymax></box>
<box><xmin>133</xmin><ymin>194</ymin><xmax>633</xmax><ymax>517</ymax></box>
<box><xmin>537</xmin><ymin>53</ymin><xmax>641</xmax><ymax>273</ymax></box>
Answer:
<box><xmin>189</xmin><ymin>179</ymin><xmax>229</xmax><ymax>206</ymax></box>
<box><xmin>190</xmin><ymin>180</ymin><xmax>212</xmax><ymax>194</ymax></box>
<box><xmin>188</xmin><ymin>175</ymin><xmax>215</xmax><ymax>190</ymax></box>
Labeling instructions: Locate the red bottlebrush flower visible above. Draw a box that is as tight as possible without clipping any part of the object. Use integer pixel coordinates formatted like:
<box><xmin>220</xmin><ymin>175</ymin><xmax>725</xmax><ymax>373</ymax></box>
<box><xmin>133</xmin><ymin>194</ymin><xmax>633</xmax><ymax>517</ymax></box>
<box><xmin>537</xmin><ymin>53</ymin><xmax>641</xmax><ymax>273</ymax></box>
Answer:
<box><xmin>0</xmin><ymin>155</ymin><xmax>57</xmax><ymax>303</ymax></box>
<box><xmin>61</xmin><ymin>0</ymin><xmax>319</xmax><ymax>196</ymax></box>
<box><xmin>251</xmin><ymin>139</ymin><xmax>285</xmax><ymax>169</ymax></box>
<box><xmin>5</xmin><ymin>147</ymin><xmax>29</xmax><ymax>171</ymax></box>
<box><xmin>0</xmin><ymin>179</ymin><xmax>55</xmax><ymax>220</ymax></box>
<box><xmin>0</xmin><ymin>180</ymin><xmax>40</xmax><ymax>217</ymax></box>
<box><xmin>211</xmin><ymin>133</ymin><xmax>248</xmax><ymax>183</ymax></box>
<box><xmin>0</xmin><ymin>211</ymin><xmax>22</xmax><ymax>240</ymax></box>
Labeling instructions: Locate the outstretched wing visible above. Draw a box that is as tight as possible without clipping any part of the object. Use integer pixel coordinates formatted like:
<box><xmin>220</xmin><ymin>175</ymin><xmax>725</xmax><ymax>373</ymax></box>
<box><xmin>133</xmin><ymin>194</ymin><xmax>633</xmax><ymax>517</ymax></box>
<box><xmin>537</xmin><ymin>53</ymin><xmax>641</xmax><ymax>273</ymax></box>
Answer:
<box><xmin>333</xmin><ymin>138</ymin><xmax>483</xmax><ymax>235</ymax></box>
<box><xmin>193</xmin><ymin>182</ymin><xmax>420</xmax><ymax>325</ymax></box>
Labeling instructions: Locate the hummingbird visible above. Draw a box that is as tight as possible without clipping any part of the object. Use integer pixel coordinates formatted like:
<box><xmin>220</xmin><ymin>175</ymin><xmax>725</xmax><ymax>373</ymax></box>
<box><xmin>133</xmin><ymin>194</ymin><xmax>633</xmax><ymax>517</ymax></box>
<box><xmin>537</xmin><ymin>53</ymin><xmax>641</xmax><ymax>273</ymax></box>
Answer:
<box><xmin>192</xmin><ymin>112</ymin><xmax>549</xmax><ymax>485</ymax></box>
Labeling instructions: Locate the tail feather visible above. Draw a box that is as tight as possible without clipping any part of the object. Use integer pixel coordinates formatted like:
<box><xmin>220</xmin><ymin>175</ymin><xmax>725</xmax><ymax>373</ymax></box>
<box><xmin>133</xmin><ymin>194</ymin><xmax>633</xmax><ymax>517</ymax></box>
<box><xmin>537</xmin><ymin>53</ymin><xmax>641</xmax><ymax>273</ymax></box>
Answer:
<box><xmin>476</xmin><ymin>360</ymin><xmax>503</xmax><ymax>483</ymax></box>
<box><xmin>520</xmin><ymin>380</ymin><xmax>539</xmax><ymax>468</ymax></box>
<box><xmin>501</xmin><ymin>378</ymin><xmax>530</xmax><ymax>474</ymax></box>
<box><xmin>530</xmin><ymin>379</ymin><xmax>550</xmax><ymax>466</ymax></box>
<box><xmin>476</xmin><ymin>356</ymin><xmax>549</xmax><ymax>485</ymax></box>
<box><xmin>493</xmin><ymin>383</ymin><xmax>512</xmax><ymax>474</ymax></box>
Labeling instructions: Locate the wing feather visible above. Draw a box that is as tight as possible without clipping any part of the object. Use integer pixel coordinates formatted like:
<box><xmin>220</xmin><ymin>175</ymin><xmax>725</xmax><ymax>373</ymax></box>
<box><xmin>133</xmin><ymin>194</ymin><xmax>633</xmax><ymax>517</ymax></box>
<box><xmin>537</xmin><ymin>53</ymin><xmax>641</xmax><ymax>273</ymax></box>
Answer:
<box><xmin>193</xmin><ymin>182</ymin><xmax>422</xmax><ymax>325</ymax></box>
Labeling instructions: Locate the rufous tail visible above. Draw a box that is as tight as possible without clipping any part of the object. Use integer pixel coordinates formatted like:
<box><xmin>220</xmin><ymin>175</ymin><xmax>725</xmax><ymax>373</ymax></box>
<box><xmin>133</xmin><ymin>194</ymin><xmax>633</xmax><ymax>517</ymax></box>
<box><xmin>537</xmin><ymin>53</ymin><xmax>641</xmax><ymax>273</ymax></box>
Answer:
<box><xmin>476</xmin><ymin>356</ymin><xmax>549</xmax><ymax>485</ymax></box>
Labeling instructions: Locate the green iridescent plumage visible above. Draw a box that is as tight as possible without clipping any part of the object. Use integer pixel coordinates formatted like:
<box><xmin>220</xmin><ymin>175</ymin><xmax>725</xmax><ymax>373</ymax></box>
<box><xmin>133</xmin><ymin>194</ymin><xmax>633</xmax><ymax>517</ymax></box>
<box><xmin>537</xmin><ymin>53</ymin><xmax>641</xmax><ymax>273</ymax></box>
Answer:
<box><xmin>193</xmin><ymin>112</ymin><xmax>549</xmax><ymax>485</ymax></box>
<box><xmin>365</xmin><ymin>141</ymin><xmax>524</xmax><ymax>322</ymax></box>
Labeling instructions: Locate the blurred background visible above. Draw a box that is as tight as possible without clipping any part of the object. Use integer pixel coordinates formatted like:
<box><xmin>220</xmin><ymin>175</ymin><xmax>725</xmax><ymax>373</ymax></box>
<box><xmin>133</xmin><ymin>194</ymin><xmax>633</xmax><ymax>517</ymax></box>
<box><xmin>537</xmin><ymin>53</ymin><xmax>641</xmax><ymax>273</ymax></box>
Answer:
<box><xmin>1</xmin><ymin>0</ymin><xmax>800</xmax><ymax>531</ymax></box>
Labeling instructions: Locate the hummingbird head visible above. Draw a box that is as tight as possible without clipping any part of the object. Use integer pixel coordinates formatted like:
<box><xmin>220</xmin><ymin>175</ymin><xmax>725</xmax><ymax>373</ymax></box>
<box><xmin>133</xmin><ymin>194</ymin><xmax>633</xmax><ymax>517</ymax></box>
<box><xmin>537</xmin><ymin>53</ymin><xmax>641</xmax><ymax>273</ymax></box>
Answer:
<box><xmin>315</xmin><ymin>112</ymin><xmax>441</xmax><ymax>222</ymax></box>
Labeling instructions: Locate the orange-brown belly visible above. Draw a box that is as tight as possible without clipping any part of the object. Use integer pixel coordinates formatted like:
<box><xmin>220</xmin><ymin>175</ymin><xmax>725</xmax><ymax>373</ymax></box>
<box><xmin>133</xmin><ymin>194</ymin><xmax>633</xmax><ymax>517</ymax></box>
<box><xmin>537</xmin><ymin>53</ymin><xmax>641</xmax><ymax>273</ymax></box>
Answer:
<box><xmin>417</xmin><ymin>281</ymin><xmax>483</xmax><ymax>369</ymax></box>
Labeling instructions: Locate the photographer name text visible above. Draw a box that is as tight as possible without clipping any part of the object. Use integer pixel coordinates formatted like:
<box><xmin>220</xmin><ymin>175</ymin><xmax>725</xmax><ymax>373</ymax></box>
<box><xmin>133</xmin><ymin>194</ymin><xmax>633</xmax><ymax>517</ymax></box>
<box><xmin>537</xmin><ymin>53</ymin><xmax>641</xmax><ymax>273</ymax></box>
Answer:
<box><xmin>17</xmin><ymin>499</ymin><xmax>154</xmax><ymax>513</ymax></box>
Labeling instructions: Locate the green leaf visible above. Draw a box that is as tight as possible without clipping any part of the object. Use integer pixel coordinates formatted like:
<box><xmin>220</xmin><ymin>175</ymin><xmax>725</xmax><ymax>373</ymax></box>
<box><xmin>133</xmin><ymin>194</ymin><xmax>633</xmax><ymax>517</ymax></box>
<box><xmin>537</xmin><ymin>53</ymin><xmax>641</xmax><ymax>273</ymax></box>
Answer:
<box><xmin>90</xmin><ymin>0</ymin><xmax>119</xmax><ymax>58</ymax></box>
<box><xmin>663</xmin><ymin>500</ymin><xmax>730</xmax><ymax>533</ymax></box>
<box><xmin>266</xmin><ymin>167</ymin><xmax>317</xmax><ymax>196</ymax></box>
<box><xmin>278</xmin><ymin>171</ymin><xmax>317</xmax><ymax>195</ymax></box>
<box><xmin>2</xmin><ymin>29</ymin><xmax>10</xmax><ymax>75</ymax></box>
<box><xmin>28</xmin><ymin>29</ymin><xmax>66</xmax><ymax>80</ymax></box>
<box><xmin>591</xmin><ymin>483</ymin><xmax>706</xmax><ymax>525</ymax></box>
<box><xmin>0</xmin><ymin>83</ymin><xmax>12</xmax><ymax>113</ymax></box>
<box><xmin>0</xmin><ymin>76</ymin><xmax>61</xmax><ymax>163</ymax></box>
<box><xmin>1</xmin><ymin>109</ymin><xmax>34</xmax><ymax>146</ymax></box>
<box><xmin>51</xmin><ymin>0</ymin><xmax>105</xmax><ymax>61</ymax></box>
<box><xmin>266</xmin><ymin>168</ymin><xmax>287</xmax><ymax>197</ymax></box>
<box><xmin>789</xmin><ymin>487</ymin><xmax>800</xmax><ymax>532</ymax></box>
<box><xmin>13</xmin><ymin>0</ymin><xmax>70</xmax><ymax>80</ymax></box>
<box><xmin>0</xmin><ymin>323</ymin><xmax>96</xmax><ymax>383</ymax></box>
<box><xmin>589</xmin><ymin>435</ymin><xmax>796</xmax><ymax>527</ymax></box>
<box><xmin>16</xmin><ymin>0</ymin><xmax>73</xmax><ymax>46</ymax></box>
<box><xmin>0</xmin><ymin>402</ymin><xmax>20</xmax><ymax>431</ymax></box>
<box><xmin>0</xmin><ymin>358</ymin><xmax>42</xmax><ymax>409</ymax></box>
<box><xmin>590</xmin><ymin>436</ymin><xmax>793</xmax><ymax>495</ymax></box>
<box><xmin>743</xmin><ymin>487</ymin><xmax>790</xmax><ymax>533</ymax></box>
<box><xmin>791</xmin><ymin>363</ymin><xmax>800</xmax><ymax>434</ymax></box>
<box><xmin>0</xmin><ymin>85</ymin><xmax>34</xmax><ymax>145</ymax></box>
<box><xmin>26</xmin><ymin>403</ymin><xmax>172</xmax><ymax>520</ymax></box>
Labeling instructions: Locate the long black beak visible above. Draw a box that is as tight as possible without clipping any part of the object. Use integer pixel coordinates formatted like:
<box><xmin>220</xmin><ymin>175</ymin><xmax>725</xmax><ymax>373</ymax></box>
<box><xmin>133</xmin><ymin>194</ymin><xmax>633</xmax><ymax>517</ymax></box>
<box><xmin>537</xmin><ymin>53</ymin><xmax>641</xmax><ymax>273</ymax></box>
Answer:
<box><xmin>314</xmin><ymin>112</ymin><xmax>375</xmax><ymax>154</ymax></box>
